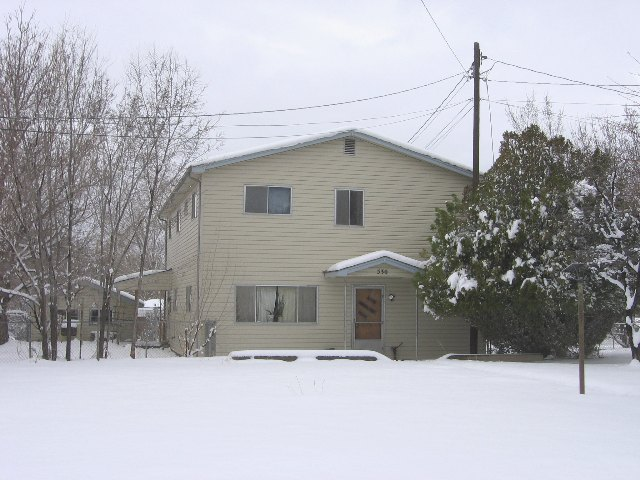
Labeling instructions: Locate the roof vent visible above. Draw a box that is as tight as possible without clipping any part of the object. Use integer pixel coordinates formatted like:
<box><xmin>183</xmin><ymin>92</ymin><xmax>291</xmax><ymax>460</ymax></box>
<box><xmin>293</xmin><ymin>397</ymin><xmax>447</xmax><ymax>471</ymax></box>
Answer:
<box><xmin>344</xmin><ymin>137</ymin><xmax>356</xmax><ymax>155</ymax></box>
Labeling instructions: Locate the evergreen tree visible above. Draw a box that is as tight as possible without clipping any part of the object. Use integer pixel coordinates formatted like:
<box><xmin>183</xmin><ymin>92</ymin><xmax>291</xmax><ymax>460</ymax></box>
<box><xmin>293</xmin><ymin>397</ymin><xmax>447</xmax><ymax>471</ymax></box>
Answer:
<box><xmin>416</xmin><ymin>126</ymin><xmax>620</xmax><ymax>356</ymax></box>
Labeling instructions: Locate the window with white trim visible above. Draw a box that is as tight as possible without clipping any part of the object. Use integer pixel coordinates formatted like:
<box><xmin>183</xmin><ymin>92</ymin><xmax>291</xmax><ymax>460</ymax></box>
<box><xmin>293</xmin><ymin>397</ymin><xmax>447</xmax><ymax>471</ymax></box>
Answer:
<box><xmin>335</xmin><ymin>189</ymin><xmax>363</xmax><ymax>226</ymax></box>
<box><xmin>245</xmin><ymin>186</ymin><xmax>291</xmax><ymax>214</ymax></box>
<box><xmin>236</xmin><ymin>286</ymin><xmax>317</xmax><ymax>323</ymax></box>
<box><xmin>176</xmin><ymin>210</ymin><xmax>181</xmax><ymax>232</ymax></box>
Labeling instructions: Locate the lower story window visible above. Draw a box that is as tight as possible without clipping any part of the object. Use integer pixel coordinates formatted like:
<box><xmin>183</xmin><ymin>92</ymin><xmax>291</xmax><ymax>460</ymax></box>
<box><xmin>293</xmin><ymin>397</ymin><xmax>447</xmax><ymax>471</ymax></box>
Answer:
<box><xmin>236</xmin><ymin>285</ymin><xmax>317</xmax><ymax>323</ymax></box>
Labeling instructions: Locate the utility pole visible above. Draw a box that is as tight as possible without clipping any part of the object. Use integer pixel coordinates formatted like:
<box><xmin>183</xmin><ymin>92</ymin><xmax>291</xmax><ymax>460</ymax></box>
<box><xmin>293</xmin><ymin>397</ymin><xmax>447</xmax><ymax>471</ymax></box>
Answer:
<box><xmin>472</xmin><ymin>41</ymin><xmax>481</xmax><ymax>188</ymax></box>
<box><xmin>469</xmin><ymin>41</ymin><xmax>482</xmax><ymax>354</ymax></box>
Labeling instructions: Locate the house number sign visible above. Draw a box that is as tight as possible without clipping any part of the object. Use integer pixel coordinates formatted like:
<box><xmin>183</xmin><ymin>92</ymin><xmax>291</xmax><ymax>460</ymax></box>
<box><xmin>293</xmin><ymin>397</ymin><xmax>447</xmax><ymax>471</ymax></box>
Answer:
<box><xmin>377</xmin><ymin>268</ymin><xmax>388</xmax><ymax>275</ymax></box>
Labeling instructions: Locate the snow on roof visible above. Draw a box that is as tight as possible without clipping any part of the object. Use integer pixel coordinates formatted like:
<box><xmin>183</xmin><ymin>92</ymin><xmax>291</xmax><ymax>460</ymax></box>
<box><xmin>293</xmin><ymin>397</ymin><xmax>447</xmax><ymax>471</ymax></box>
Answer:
<box><xmin>77</xmin><ymin>277</ymin><xmax>142</xmax><ymax>304</ymax></box>
<box><xmin>113</xmin><ymin>270</ymin><xmax>167</xmax><ymax>283</ymax></box>
<box><xmin>189</xmin><ymin>129</ymin><xmax>473</xmax><ymax>176</ymax></box>
<box><xmin>325</xmin><ymin>250</ymin><xmax>426</xmax><ymax>276</ymax></box>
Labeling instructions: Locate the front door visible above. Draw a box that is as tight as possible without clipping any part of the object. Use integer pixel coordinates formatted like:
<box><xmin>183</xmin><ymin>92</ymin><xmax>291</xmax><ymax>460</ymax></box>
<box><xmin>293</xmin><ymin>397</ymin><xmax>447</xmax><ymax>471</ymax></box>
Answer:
<box><xmin>354</xmin><ymin>287</ymin><xmax>383</xmax><ymax>352</ymax></box>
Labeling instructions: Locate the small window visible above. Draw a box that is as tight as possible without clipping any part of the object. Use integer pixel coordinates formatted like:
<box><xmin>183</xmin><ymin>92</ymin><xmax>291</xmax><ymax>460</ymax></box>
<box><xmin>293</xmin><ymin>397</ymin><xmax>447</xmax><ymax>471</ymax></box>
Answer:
<box><xmin>245</xmin><ymin>186</ymin><xmax>291</xmax><ymax>214</ymax></box>
<box><xmin>176</xmin><ymin>210</ymin><xmax>181</xmax><ymax>232</ymax></box>
<box><xmin>192</xmin><ymin>192</ymin><xmax>198</xmax><ymax>218</ymax></box>
<box><xmin>236</xmin><ymin>286</ymin><xmax>317</xmax><ymax>323</ymax></box>
<box><xmin>168</xmin><ymin>219</ymin><xmax>172</xmax><ymax>239</ymax></box>
<box><xmin>344</xmin><ymin>137</ymin><xmax>356</xmax><ymax>155</ymax></box>
<box><xmin>90</xmin><ymin>309</ymin><xmax>99</xmax><ymax>323</ymax></box>
<box><xmin>186</xmin><ymin>286</ymin><xmax>192</xmax><ymax>313</ymax></box>
<box><xmin>335</xmin><ymin>189</ymin><xmax>364</xmax><ymax>226</ymax></box>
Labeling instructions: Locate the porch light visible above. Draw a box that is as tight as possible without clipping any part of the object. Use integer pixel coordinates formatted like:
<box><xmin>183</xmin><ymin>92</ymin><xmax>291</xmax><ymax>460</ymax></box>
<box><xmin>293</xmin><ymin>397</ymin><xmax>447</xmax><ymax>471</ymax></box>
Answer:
<box><xmin>388</xmin><ymin>294</ymin><xmax>395</xmax><ymax>302</ymax></box>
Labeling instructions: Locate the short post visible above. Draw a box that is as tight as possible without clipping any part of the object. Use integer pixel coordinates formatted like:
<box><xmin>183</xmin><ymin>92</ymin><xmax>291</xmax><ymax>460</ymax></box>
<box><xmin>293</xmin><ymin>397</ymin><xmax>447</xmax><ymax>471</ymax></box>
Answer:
<box><xmin>564</xmin><ymin>238</ymin><xmax>588</xmax><ymax>395</ymax></box>
<box><xmin>577</xmin><ymin>281</ymin><xmax>585</xmax><ymax>395</ymax></box>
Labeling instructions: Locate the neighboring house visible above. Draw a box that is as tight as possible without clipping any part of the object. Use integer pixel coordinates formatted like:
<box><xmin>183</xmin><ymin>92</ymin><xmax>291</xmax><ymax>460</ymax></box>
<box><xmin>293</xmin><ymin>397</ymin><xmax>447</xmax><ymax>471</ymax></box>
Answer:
<box><xmin>28</xmin><ymin>278</ymin><xmax>141</xmax><ymax>342</ymax></box>
<box><xmin>130</xmin><ymin>130</ymin><xmax>481</xmax><ymax>359</ymax></box>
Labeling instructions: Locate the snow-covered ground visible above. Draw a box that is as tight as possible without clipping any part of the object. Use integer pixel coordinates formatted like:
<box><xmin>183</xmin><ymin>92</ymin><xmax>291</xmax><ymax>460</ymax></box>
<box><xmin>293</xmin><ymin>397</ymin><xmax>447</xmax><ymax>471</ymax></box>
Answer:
<box><xmin>0</xmin><ymin>337</ymin><xmax>176</xmax><ymax>362</ymax></box>
<box><xmin>1</xmin><ymin>346</ymin><xmax>637</xmax><ymax>480</ymax></box>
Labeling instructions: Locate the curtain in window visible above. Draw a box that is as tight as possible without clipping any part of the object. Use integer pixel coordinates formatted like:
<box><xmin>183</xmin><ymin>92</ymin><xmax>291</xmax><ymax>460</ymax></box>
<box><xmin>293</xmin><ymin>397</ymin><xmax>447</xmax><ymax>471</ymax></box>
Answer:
<box><xmin>257</xmin><ymin>286</ymin><xmax>296</xmax><ymax>322</ymax></box>
<box><xmin>236</xmin><ymin>286</ymin><xmax>255</xmax><ymax>322</ymax></box>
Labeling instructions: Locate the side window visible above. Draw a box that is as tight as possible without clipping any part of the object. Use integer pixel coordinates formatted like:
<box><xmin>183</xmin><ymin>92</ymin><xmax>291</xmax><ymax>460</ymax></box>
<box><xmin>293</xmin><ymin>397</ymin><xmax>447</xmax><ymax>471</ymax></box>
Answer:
<box><xmin>168</xmin><ymin>218</ymin><xmax>172</xmax><ymax>239</ymax></box>
<box><xmin>335</xmin><ymin>189</ymin><xmax>363</xmax><ymax>226</ymax></box>
<box><xmin>245</xmin><ymin>186</ymin><xmax>291</xmax><ymax>214</ymax></box>
<box><xmin>176</xmin><ymin>210</ymin><xmax>181</xmax><ymax>232</ymax></box>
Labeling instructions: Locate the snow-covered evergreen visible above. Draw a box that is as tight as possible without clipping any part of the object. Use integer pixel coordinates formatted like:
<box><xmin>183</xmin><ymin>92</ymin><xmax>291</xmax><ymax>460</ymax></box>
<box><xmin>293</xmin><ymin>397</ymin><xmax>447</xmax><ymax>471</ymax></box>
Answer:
<box><xmin>417</xmin><ymin>126</ymin><xmax>620</xmax><ymax>356</ymax></box>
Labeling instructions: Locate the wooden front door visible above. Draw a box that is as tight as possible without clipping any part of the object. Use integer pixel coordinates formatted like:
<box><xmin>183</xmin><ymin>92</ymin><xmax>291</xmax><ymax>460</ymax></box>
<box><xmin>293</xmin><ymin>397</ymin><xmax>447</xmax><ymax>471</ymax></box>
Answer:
<box><xmin>354</xmin><ymin>287</ymin><xmax>383</xmax><ymax>351</ymax></box>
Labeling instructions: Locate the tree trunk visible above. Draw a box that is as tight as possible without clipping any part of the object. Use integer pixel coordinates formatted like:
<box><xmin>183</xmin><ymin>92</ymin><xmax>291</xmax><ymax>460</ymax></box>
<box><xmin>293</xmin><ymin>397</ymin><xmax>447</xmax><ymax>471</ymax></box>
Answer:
<box><xmin>0</xmin><ymin>307</ymin><xmax>8</xmax><ymax>345</ymax></box>
<box><xmin>0</xmin><ymin>293</ymin><xmax>9</xmax><ymax>345</ymax></box>
<box><xmin>39</xmin><ymin>290</ymin><xmax>49</xmax><ymax>360</ymax></box>
<box><xmin>49</xmin><ymin>298</ymin><xmax>58</xmax><ymax>361</ymax></box>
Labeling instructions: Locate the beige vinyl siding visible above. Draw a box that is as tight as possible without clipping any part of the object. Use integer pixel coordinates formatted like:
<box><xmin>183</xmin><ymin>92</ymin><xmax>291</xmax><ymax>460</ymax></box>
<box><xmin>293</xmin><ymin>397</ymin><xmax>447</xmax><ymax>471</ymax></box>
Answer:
<box><xmin>184</xmin><ymin>137</ymin><xmax>472</xmax><ymax>357</ymax></box>
<box><xmin>29</xmin><ymin>283</ymin><xmax>138</xmax><ymax>342</ymax></box>
<box><xmin>166</xmin><ymin>183</ymin><xmax>200</xmax><ymax>351</ymax></box>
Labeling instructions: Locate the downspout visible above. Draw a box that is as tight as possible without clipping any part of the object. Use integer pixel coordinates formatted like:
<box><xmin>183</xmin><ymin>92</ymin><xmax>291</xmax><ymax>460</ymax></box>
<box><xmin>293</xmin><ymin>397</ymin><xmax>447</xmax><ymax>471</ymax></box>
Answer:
<box><xmin>344</xmin><ymin>278</ymin><xmax>347</xmax><ymax>350</ymax></box>
<box><xmin>158</xmin><ymin>217</ymin><xmax>168</xmax><ymax>345</ymax></box>
<box><xmin>190</xmin><ymin>172</ymin><xmax>202</xmax><ymax>355</ymax></box>
<box><xmin>415</xmin><ymin>289</ymin><xmax>419</xmax><ymax>360</ymax></box>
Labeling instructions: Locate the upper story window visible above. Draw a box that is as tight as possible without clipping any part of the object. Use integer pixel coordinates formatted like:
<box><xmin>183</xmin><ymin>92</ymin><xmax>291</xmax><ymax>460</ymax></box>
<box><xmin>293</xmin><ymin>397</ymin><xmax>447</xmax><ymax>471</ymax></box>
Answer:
<box><xmin>245</xmin><ymin>185</ymin><xmax>291</xmax><ymax>215</ymax></box>
<box><xmin>335</xmin><ymin>189</ymin><xmax>364</xmax><ymax>226</ymax></box>
<box><xmin>168</xmin><ymin>218</ymin><xmax>172</xmax><ymax>239</ymax></box>
<box><xmin>176</xmin><ymin>209</ymin><xmax>181</xmax><ymax>232</ymax></box>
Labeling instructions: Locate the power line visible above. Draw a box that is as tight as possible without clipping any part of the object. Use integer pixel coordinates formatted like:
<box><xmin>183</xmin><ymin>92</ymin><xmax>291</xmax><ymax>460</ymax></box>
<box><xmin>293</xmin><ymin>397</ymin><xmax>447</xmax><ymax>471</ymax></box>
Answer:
<box><xmin>487</xmin><ymin>98</ymin><xmax>639</xmax><ymax>107</ymax></box>
<box><xmin>484</xmin><ymin>98</ymin><xmax>634</xmax><ymax>122</ymax></box>
<box><xmin>418</xmin><ymin>0</ymin><xmax>467</xmax><ymax>74</ymax></box>
<box><xmin>408</xmin><ymin>74</ymin><xmax>469</xmax><ymax>143</ymax></box>
<box><xmin>163</xmin><ymin>100</ymin><xmax>473</xmax><ymax>128</ymax></box>
<box><xmin>487</xmin><ymin>57</ymin><xmax>640</xmax><ymax>99</ymax></box>
<box><xmin>0</xmin><ymin>100</ymin><xmax>473</xmax><ymax>142</ymax></box>
<box><xmin>0</xmin><ymin>72</ymin><xmax>463</xmax><ymax>123</ymax></box>
<box><xmin>424</xmin><ymin>100</ymin><xmax>473</xmax><ymax>149</ymax></box>
<box><xmin>488</xmin><ymin>79</ymin><xmax>640</xmax><ymax>87</ymax></box>
<box><xmin>484</xmin><ymin>79</ymin><xmax>496</xmax><ymax>163</ymax></box>
<box><xmin>429</xmin><ymin>104</ymin><xmax>473</xmax><ymax>150</ymax></box>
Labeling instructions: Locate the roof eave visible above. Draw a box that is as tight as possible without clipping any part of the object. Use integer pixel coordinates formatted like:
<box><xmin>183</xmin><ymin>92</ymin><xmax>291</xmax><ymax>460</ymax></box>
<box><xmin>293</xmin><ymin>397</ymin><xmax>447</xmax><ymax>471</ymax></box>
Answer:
<box><xmin>191</xmin><ymin>130</ymin><xmax>473</xmax><ymax>178</ymax></box>
<box><xmin>324</xmin><ymin>256</ymin><xmax>423</xmax><ymax>278</ymax></box>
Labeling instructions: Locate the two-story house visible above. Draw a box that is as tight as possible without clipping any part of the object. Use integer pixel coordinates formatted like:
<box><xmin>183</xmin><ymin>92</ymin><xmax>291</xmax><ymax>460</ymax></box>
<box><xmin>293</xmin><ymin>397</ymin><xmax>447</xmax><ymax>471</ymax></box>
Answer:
<box><xmin>153</xmin><ymin>130</ymin><xmax>478</xmax><ymax>360</ymax></box>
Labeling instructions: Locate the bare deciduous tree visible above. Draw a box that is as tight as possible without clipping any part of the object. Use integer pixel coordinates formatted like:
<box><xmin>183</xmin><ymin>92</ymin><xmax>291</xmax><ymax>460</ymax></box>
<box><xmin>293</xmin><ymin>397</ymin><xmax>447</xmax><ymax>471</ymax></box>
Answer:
<box><xmin>126</xmin><ymin>50</ymin><xmax>218</xmax><ymax>358</ymax></box>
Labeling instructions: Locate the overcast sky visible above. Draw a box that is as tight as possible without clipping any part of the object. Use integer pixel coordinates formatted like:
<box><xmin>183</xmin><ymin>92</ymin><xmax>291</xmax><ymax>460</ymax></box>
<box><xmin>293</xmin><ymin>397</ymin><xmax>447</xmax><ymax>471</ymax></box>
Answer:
<box><xmin>10</xmin><ymin>0</ymin><xmax>640</xmax><ymax>171</ymax></box>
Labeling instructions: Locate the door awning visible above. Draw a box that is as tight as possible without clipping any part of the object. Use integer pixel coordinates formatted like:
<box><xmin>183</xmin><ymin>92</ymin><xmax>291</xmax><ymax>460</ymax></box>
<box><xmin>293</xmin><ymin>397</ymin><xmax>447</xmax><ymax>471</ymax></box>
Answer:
<box><xmin>323</xmin><ymin>250</ymin><xmax>426</xmax><ymax>278</ymax></box>
<box><xmin>113</xmin><ymin>269</ymin><xmax>174</xmax><ymax>291</ymax></box>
